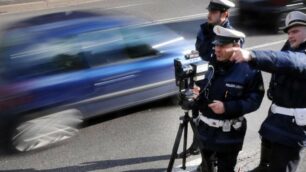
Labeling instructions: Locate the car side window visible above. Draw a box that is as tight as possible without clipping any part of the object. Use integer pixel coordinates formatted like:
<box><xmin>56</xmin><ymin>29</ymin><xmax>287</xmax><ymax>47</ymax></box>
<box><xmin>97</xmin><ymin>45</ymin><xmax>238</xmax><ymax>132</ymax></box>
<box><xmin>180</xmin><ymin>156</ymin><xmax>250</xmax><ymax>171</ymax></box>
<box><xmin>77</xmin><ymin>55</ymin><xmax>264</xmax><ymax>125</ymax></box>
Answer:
<box><xmin>76</xmin><ymin>29</ymin><xmax>127</xmax><ymax>67</ymax></box>
<box><xmin>72</xmin><ymin>24</ymin><xmax>178</xmax><ymax>67</ymax></box>
<box><xmin>119</xmin><ymin>24</ymin><xmax>183</xmax><ymax>60</ymax></box>
<box><xmin>52</xmin><ymin>53</ymin><xmax>88</xmax><ymax>71</ymax></box>
<box><xmin>120</xmin><ymin>26</ymin><xmax>161</xmax><ymax>59</ymax></box>
<box><xmin>124</xmin><ymin>44</ymin><xmax>159</xmax><ymax>59</ymax></box>
<box><xmin>78</xmin><ymin>28</ymin><xmax>161</xmax><ymax>64</ymax></box>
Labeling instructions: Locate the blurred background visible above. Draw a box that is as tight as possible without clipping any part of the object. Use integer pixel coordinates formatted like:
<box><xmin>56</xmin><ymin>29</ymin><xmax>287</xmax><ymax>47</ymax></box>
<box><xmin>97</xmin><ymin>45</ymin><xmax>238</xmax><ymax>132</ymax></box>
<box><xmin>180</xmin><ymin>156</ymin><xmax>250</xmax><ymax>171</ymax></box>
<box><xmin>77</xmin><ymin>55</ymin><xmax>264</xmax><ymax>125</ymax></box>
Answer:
<box><xmin>0</xmin><ymin>0</ymin><xmax>305</xmax><ymax>172</ymax></box>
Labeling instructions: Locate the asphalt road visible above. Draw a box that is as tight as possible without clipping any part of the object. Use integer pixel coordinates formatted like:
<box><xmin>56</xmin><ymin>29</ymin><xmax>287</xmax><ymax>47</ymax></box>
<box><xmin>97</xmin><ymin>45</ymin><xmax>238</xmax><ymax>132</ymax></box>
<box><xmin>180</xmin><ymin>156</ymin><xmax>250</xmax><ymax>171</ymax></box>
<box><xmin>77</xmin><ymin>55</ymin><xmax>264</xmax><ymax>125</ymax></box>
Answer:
<box><xmin>0</xmin><ymin>0</ymin><xmax>304</xmax><ymax>172</ymax></box>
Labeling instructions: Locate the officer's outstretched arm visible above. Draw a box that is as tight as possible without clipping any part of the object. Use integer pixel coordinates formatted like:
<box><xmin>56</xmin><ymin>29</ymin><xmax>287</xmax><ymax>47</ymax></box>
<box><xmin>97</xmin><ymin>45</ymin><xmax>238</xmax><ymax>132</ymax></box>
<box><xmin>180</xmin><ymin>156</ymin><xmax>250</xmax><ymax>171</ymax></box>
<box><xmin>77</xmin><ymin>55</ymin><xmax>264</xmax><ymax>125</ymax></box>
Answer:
<box><xmin>223</xmin><ymin>70</ymin><xmax>265</xmax><ymax>118</ymax></box>
<box><xmin>249</xmin><ymin>50</ymin><xmax>306</xmax><ymax>77</ymax></box>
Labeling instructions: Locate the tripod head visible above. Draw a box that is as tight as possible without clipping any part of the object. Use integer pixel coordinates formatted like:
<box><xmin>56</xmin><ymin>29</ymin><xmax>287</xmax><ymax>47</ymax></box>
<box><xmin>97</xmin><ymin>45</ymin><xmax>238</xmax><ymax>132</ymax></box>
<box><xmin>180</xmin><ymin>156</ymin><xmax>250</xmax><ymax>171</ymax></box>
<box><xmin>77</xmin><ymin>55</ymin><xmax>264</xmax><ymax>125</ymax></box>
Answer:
<box><xmin>174</xmin><ymin>51</ymin><xmax>214</xmax><ymax>111</ymax></box>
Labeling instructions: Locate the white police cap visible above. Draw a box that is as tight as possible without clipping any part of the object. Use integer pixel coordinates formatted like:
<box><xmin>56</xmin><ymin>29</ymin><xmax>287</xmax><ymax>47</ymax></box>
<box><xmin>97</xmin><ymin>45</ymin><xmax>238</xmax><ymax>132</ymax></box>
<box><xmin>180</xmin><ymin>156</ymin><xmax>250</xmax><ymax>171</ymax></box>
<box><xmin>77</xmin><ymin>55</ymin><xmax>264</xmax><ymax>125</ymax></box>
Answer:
<box><xmin>207</xmin><ymin>0</ymin><xmax>235</xmax><ymax>11</ymax></box>
<box><xmin>213</xmin><ymin>25</ymin><xmax>245</xmax><ymax>45</ymax></box>
<box><xmin>283</xmin><ymin>11</ymin><xmax>306</xmax><ymax>33</ymax></box>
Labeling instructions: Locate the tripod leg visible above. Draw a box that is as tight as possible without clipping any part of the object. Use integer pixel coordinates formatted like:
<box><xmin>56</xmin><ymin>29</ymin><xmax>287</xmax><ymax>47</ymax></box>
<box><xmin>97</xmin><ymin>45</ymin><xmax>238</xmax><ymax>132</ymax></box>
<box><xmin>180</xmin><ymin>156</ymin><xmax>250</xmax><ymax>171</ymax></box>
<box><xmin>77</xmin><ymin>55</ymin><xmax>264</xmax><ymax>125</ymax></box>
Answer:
<box><xmin>189</xmin><ymin>120</ymin><xmax>210</xmax><ymax>172</ymax></box>
<box><xmin>182</xmin><ymin>113</ymin><xmax>188</xmax><ymax>170</ymax></box>
<box><xmin>167</xmin><ymin>121</ymin><xmax>185</xmax><ymax>172</ymax></box>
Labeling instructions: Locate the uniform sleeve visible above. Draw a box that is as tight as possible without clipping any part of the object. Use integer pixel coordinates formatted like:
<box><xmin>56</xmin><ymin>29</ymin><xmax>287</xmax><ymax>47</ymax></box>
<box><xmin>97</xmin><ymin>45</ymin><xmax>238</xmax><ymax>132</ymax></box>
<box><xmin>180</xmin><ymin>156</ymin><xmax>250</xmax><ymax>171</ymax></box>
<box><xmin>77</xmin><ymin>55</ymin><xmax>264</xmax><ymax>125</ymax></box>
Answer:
<box><xmin>223</xmin><ymin>70</ymin><xmax>265</xmax><ymax>118</ymax></box>
<box><xmin>250</xmin><ymin>50</ymin><xmax>306</xmax><ymax>77</ymax></box>
<box><xmin>195</xmin><ymin>28</ymin><xmax>214</xmax><ymax>60</ymax></box>
<box><xmin>195</xmin><ymin>29</ymin><xmax>204</xmax><ymax>52</ymax></box>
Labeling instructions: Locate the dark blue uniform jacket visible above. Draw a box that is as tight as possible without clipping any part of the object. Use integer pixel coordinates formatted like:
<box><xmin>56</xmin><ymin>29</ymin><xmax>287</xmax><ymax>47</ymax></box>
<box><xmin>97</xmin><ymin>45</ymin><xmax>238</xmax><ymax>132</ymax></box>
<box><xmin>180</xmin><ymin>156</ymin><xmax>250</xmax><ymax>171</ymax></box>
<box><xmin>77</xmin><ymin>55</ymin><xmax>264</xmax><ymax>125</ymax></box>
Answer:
<box><xmin>250</xmin><ymin>41</ymin><xmax>306</xmax><ymax>148</ymax></box>
<box><xmin>197</xmin><ymin>61</ymin><xmax>265</xmax><ymax>152</ymax></box>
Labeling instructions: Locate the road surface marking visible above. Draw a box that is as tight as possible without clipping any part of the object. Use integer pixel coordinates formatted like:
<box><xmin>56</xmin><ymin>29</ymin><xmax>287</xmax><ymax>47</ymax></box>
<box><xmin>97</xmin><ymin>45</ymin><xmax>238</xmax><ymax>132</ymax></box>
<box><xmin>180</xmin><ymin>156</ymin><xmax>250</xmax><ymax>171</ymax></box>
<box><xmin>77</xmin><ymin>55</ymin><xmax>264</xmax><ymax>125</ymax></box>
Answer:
<box><xmin>172</xmin><ymin>158</ymin><xmax>201</xmax><ymax>172</ymax></box>
<box><xmin>246</xmin><ymin>40</ymin><xmax>287</xmax><ymax>50</ymax></box>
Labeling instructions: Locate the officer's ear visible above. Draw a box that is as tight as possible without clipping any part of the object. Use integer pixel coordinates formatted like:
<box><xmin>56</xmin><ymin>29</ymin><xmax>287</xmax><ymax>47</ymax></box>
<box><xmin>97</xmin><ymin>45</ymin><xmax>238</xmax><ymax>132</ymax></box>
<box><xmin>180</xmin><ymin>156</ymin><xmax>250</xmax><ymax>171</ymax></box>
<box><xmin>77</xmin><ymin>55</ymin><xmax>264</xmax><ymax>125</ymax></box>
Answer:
<box><xmin>221</xmin><ymin>11</ymin><xmax>229</xmax><ymax>19</ymax></box>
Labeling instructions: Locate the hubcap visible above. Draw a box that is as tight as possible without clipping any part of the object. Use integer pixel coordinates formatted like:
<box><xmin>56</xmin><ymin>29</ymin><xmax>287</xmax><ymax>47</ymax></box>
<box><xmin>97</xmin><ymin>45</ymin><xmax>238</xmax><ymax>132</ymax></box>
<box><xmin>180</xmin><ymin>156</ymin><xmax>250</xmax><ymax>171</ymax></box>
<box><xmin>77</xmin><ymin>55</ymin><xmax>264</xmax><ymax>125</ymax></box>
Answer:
<box><xmin>12</xmin><ymin>109</ymin><xmax>82</xmax><ymax>152</ymax></box>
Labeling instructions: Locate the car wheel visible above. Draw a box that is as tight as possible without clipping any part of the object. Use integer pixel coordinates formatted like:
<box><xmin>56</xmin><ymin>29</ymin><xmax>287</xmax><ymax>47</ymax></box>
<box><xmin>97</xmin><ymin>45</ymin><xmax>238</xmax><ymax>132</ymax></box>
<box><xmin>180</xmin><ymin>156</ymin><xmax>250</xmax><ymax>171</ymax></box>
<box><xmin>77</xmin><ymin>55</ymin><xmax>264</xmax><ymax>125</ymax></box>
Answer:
<box><xmin>10</xmin><ymin>109</ymin><xmax>83</xmax><ymax>152</ymax></box>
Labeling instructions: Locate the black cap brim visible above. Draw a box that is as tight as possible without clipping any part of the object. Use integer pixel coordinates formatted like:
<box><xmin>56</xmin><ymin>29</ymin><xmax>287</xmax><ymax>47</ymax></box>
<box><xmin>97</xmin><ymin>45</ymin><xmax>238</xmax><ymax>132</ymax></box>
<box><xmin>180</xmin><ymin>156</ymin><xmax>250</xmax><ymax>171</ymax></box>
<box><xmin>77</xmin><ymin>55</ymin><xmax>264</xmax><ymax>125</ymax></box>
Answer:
<box><xmin>282</xmin><ymin>22</ymin><xmax>306</xmax><ymax>33</ymax></box>
<box><xmin>207</xmin><ymin>2</ymin><xmax>229</xmax><ymax>11</ymax></box>
<box><xmin>212</xmin><ymin>39</ymin><xmax>233</xmax><ymax>45</ymax></box>
<box><xmin>213</xmin><ymin>36</ymin><xmax>240</xmax><ymax>45</ymax></box>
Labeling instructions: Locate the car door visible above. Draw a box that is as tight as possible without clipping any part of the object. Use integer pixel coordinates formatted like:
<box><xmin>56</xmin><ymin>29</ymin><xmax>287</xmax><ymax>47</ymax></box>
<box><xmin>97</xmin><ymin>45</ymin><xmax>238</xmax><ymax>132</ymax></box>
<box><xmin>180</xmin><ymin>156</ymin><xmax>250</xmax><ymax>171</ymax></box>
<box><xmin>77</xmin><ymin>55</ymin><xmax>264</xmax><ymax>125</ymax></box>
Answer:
<box><xmin>70</xmin><ymin>28</ymin><xmax>136</xmax><ymax>116</ymax></box>
<box><xmin>75</xmin><ymin>25</ymin><xmax>180</xmax><ymax>117</ymax></box>
<box><xmin>117</xmin><ymin>24</ymin><xmax>182</xmax><ymax>102</ymax></box>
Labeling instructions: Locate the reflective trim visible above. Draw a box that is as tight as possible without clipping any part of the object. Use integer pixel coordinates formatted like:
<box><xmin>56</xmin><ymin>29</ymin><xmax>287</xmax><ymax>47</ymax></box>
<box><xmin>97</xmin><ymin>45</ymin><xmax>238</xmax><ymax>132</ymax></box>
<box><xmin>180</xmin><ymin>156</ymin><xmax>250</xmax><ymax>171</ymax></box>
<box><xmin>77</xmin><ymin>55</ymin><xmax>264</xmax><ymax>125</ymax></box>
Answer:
<box><xmin>271</xmin><ymin>104</ymin><xmax>306</xmax><ymax>117</ymax></box>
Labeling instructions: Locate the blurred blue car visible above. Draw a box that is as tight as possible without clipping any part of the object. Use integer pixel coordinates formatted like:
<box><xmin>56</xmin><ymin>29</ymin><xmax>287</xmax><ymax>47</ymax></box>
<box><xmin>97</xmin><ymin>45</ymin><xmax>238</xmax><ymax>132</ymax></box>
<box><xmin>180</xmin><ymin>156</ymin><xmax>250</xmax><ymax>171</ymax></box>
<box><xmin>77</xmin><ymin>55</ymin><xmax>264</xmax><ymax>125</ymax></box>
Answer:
<box><xmin>0</xmin><ymin>11</ymin><xmax>193</xmax><ymax>152</ymax></box>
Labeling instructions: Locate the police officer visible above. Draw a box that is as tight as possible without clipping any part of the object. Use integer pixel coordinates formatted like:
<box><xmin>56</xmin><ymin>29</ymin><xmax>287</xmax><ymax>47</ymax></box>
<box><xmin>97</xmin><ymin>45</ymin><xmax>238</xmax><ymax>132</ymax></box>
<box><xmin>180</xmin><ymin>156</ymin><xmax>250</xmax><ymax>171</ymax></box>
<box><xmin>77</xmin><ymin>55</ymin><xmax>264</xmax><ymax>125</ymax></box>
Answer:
<box><xmin>195</xmin><ymin>26</ymin><xmax>265</xmax><ymax>172</ymax></box>
<box><xmin>178</xmin><ymin>0</ymin><xmax>238</xmax><ymax>158</ymax></box>
<box><xmin>196</xmin><ymin>0</ymin><xmax>236</xmax><ymax>62</ymax></box>
<box><xmin>228</xmin><ymin>11</ymin><xmax>306</xmax><ymax>172</ymax></box>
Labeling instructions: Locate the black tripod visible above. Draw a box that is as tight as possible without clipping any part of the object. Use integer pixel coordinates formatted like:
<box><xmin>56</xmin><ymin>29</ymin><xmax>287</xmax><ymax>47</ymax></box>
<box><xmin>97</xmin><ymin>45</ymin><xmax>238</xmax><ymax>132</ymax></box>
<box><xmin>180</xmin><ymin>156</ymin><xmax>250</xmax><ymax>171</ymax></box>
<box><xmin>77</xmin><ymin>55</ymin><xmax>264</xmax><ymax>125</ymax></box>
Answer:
<box><xmin>166</xmin><ymin>109</ymin><xmax>210</xmax><ymax>172</ymax></box>
<box><xmin>167</xmin><ymin>78</ymin><xmax>210</xmax><ymax>172</ymax></box>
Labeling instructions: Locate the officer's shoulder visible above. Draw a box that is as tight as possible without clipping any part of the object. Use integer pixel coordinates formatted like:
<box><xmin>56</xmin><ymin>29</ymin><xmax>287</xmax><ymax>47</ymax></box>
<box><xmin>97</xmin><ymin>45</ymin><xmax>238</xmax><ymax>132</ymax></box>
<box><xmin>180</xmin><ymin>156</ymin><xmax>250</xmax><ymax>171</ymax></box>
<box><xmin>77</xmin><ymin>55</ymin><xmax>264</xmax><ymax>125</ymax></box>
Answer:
<box><xmin>200</xmin><ymin>22</ymin><xmax>210</xmax><ymax>30</ymax></box>
<box><xmin>198</xmin><ymin>23</ymin><xmax>208</xmax><ymax>33</ymax></box>
<box><xmin>201</xmin><ymin>22</ymin><xmax>209</xmax><ymax>27</ymax></box>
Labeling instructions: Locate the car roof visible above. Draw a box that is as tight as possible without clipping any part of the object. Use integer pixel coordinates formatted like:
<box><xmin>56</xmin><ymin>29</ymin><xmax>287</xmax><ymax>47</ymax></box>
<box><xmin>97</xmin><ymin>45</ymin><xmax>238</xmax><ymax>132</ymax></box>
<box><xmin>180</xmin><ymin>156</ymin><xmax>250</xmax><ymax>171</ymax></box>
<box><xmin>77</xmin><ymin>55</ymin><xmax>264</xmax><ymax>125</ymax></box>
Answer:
<box><xmin>7</xmin><ymin>11</ymin><xmax>102</xmax><ymax>28</ymax></box>
<box><xmin>4</xmin><ymin>11</ymin><xmax>145</xmax><ymax>37</ymax></box>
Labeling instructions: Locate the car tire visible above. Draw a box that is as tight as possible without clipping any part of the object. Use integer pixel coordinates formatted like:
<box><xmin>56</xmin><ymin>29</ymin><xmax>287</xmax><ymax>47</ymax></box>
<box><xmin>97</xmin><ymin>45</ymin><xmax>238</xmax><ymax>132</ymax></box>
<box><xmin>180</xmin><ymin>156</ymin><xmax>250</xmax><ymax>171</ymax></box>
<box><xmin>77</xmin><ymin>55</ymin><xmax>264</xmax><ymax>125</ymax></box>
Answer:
<box><xmin>9</xmin><ymin>109</ymin><xmax>83</xmax><ymax>153</ymax></box>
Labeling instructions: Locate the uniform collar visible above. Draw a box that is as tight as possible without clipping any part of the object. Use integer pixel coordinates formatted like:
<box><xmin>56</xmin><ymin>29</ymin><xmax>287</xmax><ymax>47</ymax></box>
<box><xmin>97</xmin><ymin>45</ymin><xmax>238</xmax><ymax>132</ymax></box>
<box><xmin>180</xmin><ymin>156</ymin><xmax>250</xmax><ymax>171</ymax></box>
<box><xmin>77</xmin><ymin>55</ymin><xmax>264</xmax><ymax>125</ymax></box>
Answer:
<box><xmin>213</xmin><ymin>60</ymin><xmax>235</xmax><ymax>75</ymax></box>
<box><xmin>221</xmin><ymin>19</ymin><xmax>230</xmax><ymax>28</ymax></box>
<box><xmin>282</xmin><ymin>40</ymin><xmax>306</xmax><ymax>52</ymax></box>
<box><xmin>296</xmin><ymin>41</ymin><xmax>306</xmax><ymax>51</ymax></box>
